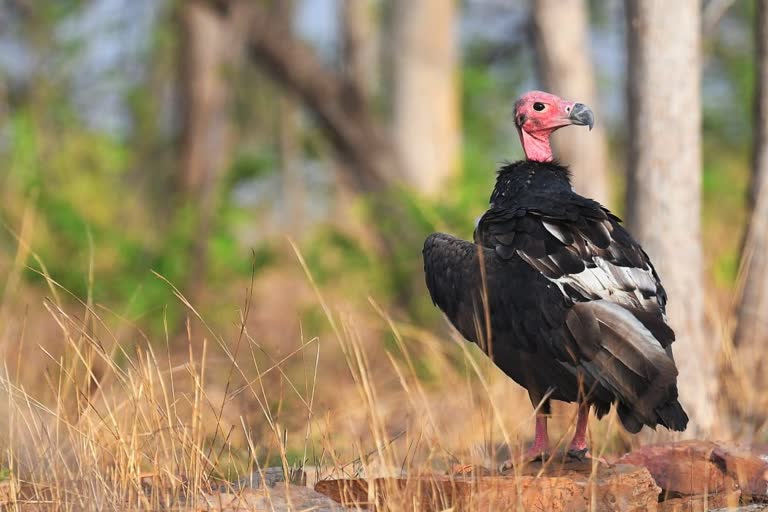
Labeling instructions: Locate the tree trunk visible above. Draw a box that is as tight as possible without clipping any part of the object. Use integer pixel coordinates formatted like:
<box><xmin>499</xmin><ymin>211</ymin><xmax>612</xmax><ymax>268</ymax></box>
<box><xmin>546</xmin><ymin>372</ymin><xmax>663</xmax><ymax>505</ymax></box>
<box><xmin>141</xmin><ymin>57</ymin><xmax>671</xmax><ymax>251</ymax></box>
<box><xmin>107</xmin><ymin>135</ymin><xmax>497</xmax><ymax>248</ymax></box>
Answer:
<box><xmin>625</xmin><ymin>0</ymin><xmax>715</xmax><ymax>434</ymax></box>
<box><xmin>178</xmin><ymin>0</ymin><xmax>239</xmax><ymax>303</ymax></box>
<box><xmin>389</xmin><ymin>0</ymin><xmax>460</xmax><ymax>195</ymax></box>
<box><xmin>342</xmin><ymin>0</ymin><xmax>378</xmax><ymax>106</ymax></box>
<box><xmin>531</xmin><ymin>0</ymin><xmax>611</xmax><ymax>205</ymax></box>
<box><xmin>732</xmin><ymin>0</ymin><xmax>768</xmax><ymax>426</ymax></box>
<box><xmin>272</xmin><ymin>0</ymin><xmax>303</xmax><ymax>235</ymax></box>
<box><xmin>335</xmin><ymin>0</ymin><xmax>378</xmax><ymax>208</ymax></box>
<box><xmin>178</xmin><ymin>0</ymin><xmax>232</xmax><ymax>198</ymax></box>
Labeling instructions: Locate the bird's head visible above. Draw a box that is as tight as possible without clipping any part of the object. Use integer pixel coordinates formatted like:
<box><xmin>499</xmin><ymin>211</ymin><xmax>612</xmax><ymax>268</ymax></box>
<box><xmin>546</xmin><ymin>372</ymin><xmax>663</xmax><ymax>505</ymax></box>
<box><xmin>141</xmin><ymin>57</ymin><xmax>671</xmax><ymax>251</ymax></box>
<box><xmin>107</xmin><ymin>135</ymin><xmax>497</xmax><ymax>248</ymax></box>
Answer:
<box><xmin>513</xmin><ymin>91</ymin><xmax>594</xmax><ymax>162</ymax></box>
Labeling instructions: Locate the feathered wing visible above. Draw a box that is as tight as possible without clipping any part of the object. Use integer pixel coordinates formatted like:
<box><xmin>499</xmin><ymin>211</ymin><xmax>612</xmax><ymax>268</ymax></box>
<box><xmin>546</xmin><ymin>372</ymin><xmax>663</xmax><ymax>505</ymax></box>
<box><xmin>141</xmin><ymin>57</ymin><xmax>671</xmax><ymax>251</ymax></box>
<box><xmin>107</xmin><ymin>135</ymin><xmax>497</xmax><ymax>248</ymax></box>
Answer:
<box><xmin>423</xmin><ymin>232</ymin><xmax>571</xmax><ymax>355</ymax></box>
<box><xmin>474</xmin><ymin>193</ymin><xmax>688</xmax><ymax>432</ymax></box>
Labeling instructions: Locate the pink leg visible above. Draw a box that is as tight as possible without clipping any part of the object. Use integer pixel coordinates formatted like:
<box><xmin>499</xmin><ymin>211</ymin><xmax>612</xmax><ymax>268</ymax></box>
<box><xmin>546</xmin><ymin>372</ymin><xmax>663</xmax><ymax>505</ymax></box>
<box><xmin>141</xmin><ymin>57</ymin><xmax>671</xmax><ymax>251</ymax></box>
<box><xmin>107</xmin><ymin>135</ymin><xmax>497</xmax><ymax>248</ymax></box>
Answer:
<box><xmin>500</xmin><ymin>414</ymin><xmax>550</xmax><ymax>472</ymax></box>
<box><xmin>568</xmin><ymin>404</ymin><xmax>589</xmax><ymax>453</ymax></box>
<box><xmin>525</xmin><ymin>414</ymin><xmax>550</xmax><ymax>458</ymax></box>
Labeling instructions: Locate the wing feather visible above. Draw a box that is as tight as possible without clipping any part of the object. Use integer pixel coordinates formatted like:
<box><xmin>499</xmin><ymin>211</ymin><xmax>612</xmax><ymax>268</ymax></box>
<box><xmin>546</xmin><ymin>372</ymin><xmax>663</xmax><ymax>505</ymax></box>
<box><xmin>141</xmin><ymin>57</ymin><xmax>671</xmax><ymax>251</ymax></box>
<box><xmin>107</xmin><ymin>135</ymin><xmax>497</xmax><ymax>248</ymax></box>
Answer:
<box><xmin>423</xmin><ymin>232</ymin><xmax>577</xmax><ymax>358</ymax></box>
<box><xmin>475</xmin><ymin>198</ymin><xmax>672</xmax><ymax>345</ymax></box>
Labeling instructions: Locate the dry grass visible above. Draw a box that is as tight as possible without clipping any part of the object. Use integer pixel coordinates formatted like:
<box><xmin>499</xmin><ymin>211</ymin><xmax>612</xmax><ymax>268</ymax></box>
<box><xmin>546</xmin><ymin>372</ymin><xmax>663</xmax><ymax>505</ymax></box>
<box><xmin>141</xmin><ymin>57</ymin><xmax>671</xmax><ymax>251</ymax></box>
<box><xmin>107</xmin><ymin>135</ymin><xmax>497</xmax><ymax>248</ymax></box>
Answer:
<box><xmin>0</xmin><ymin>238</ymin><xmax>763</xmax><ymax>511</ymax></box>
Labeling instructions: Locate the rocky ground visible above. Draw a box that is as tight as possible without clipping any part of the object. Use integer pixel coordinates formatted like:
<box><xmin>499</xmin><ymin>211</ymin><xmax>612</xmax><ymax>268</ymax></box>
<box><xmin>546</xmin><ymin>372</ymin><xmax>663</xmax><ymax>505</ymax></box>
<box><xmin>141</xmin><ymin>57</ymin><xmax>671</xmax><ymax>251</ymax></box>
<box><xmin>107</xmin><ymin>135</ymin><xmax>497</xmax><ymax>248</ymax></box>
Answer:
<box><xmin>313</xmin><ymin>440</ymin><xmax>768</xmax><ymax>512</ymax></box>
<box><xmin>1</xmin><ymin>441</ymin><xmax>767</xmax><ymax>511</ymax></box>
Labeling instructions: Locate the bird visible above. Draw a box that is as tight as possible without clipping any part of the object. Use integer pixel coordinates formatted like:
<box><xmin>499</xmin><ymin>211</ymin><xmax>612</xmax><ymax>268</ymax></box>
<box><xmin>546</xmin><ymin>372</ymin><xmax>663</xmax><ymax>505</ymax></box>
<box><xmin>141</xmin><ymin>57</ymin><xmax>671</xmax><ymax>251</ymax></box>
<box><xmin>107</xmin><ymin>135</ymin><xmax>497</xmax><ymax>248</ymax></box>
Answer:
<box><xmin>422</xmin><ymin>91</ymin><xmax>688</xmax><ymax>466</ymax></box>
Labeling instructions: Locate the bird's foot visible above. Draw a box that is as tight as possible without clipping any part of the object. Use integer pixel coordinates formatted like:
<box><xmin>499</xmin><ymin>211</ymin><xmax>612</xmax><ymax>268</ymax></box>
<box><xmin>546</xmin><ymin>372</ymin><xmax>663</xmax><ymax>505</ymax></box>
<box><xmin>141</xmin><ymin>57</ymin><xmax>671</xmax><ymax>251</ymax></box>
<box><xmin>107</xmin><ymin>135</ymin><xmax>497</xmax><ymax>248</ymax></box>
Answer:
<box><xmin>565</xmin><ymin>447</ymin><xmax>608</xmax><ymax>465</ymax></box>
<box><xmin>498</xmin><ymin>449</ymin><xmax>550</xmax><ymax>474</ymax></box>
<box><xmin>566</xmin><ymin>447</ymin><xmax>589</xmax><ymax>462</ymax></box>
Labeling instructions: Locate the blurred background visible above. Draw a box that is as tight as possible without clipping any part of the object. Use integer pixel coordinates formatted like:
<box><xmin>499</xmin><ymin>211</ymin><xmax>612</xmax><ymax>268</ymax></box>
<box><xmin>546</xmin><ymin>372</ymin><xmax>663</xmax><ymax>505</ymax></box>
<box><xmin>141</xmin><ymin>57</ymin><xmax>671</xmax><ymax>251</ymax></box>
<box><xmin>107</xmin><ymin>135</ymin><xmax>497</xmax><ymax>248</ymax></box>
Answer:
<box><xmin>0</xmin><ymin>0</ymin><xmax>766</xmax><ymax>476</ymax></box>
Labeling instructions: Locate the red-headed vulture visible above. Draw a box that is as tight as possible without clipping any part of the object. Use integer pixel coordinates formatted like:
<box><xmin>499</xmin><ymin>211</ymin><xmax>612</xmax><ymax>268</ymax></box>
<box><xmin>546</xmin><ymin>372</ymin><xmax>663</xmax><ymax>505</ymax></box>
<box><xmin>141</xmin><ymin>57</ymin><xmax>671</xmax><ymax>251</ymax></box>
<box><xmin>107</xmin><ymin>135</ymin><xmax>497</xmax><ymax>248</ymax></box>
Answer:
<box><xmin>423</xmin><ymin>91</ymin><xmax>688</xmax><ymax>464</ymax></box>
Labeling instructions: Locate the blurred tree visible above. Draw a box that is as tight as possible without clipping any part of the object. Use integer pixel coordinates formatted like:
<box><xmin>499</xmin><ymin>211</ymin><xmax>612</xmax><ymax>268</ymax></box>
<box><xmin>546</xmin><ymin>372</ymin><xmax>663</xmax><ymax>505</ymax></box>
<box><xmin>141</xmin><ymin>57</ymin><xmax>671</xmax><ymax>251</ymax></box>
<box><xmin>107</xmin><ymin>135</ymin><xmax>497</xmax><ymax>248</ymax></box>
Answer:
<box><xmin>246</xmin><ymin>2</ymin><xmax>397</xmax><ymax>192</ymax></box>
<box><xmin>625</xmin><ymin>0</ymin><xmax>715</xmax><ymax>434</ymax></box>
<box><xmin>388</xmin><ymin>0</ymin><xmax>460</xmax><ymax>196</ymax></box>
<box><xmin>732</xmin><ymin>0</ymin><xmax>768</xmax><ymax>426</ymax></box>
<box><xmin>178</xmin><ymin>0</ymin><xmax>235</xmax><ymax>196</ymax></box>
<box><xmin>178</xmin><ymin>0</ymin><xmax>242</xmax><ymax>302</ymax></box>
<box><xmin>332</xmin><ymin>0</ymin><xmax>379</xmax><ymax>216</ymax></box>
<box><xmin>274</xmin><ymin>0</ymin><xmax>303</xmax><ymax>234</ymax></box>
<box><xmin>0</xmin><ymin>77</ymin><xmax>6</xmax><ymax>130</ymax></box>
<box><xmin>342</xmin><ymin>0</ymin><xmax>378</xmax><ymax>106</ymax></box>
<box><xmin>244</xmin><ymin>1</ymin><xmax>427</xmax><ymax>306</ymax></box>
<box><xmin>531</xmin><ymin>0</ymin><xmax>611</xmax><ymax>205</ymax></box>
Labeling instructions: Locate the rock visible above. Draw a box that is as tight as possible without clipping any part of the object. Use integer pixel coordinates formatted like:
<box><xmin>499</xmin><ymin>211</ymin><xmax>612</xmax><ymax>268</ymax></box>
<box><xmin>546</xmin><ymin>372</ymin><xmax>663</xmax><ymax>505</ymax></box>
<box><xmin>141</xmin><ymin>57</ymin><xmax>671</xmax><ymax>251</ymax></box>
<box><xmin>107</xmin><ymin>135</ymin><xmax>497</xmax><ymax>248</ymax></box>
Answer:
<box><xmin>233</xmin><ymin>467</ymin><xmax>306</xmax><ymax>489</ymax></box>
<box><xmin>315</xmin><ymin>460</ymin><xmax>660</xmax><ymax>511</ymax></box>
<box><xmin>657</xmin><ymin>490</ymin><xmax>740</xmax><ymax>512</ymax></box>
<box><xmin>709</xmin><ymin>505</ymin><xmax>768</xmax><ymax>512</ymax></box>
<box><xmin>133</xmin><ymin>468</ymin><xmax>331</xmax><ymax>511</ymax></box>
<box><xmin>618</xmin><ymin>440</ymin><xmax>737</xmax><ymax>496</ymax></box>
<box><xmin>447</xmin><ymin>464</ymin><xmax>492</xmax><ymax>477</ymax></box>
<box><xmin>619</xmin><ymin>440</ymin><xmax>768</xmax><ymax>502</ymax></box>
<box><xmin>710</xmin><ymin>444</ymin><xmax>768</xmax><ymax>499</ymax></box>
<box><xmin>197</xmin><ymin>485</ymin><xmax>349</xmax><ymax>512</ymax></box>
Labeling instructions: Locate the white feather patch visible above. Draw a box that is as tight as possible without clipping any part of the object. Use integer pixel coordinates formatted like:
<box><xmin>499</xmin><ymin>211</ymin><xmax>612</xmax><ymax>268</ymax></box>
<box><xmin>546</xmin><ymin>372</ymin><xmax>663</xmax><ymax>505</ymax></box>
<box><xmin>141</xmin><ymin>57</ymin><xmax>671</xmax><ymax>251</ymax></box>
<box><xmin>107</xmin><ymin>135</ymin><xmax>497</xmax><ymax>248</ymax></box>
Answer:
<box><xmin>534</xmin><ymin>254</ymin><xmax>660</xmax><ymax>312</ymax></box>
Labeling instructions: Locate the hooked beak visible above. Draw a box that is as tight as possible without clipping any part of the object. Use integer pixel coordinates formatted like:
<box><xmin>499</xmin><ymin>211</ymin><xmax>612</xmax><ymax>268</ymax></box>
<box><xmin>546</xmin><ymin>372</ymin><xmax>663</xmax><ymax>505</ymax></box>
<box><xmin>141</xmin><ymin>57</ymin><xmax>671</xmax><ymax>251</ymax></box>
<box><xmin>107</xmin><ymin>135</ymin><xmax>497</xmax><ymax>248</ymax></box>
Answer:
<box><xmin>568</xmin><ymin>103</ymin><xmax>594</xmax><ymax>130</ymax></box>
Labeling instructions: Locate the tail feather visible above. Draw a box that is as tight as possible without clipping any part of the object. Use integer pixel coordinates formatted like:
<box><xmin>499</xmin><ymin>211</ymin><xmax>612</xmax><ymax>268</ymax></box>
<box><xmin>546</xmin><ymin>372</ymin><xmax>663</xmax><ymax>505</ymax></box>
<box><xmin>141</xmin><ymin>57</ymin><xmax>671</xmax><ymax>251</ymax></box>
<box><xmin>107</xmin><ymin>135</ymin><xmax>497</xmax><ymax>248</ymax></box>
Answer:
<box><xmin>655</xmin><ymin>399</ymin><xmax>689</xmax><ymax>431</ymax></box>
<box><xmin>617</xmin><ymin>396</ymin><xmax>688</xmax><ymax>433</ymax></box>
<box><xmin>567</xmin><ymin>300</ymin><xmax>688</xmax><ymax>433</ymax></box>
<box><xmin>617</xmin><ymin>403</ymin><xmax>644</xmax><ymax>434</ymax></box>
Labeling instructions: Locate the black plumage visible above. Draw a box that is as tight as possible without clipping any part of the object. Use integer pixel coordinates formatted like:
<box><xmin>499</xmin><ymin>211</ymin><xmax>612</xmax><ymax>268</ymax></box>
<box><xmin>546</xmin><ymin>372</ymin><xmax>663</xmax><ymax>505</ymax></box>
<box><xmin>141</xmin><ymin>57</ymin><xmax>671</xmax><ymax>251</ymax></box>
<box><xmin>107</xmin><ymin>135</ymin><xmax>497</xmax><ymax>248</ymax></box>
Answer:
<box><xmin>423</xmin><ymin>160</ymin><xmax>688</xmax><ymax>433</ymax></box>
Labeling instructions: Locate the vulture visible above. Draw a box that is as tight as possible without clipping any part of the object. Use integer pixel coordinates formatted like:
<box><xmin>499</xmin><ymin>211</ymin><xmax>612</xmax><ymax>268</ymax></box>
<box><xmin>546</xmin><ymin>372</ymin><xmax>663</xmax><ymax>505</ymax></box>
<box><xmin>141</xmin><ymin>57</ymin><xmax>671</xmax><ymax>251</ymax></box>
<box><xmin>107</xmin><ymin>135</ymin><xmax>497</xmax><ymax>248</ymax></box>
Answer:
<box><xmin>423</xmin><ymin>91</ymin><xmax>688</xmax><ymax>463</ymax></box>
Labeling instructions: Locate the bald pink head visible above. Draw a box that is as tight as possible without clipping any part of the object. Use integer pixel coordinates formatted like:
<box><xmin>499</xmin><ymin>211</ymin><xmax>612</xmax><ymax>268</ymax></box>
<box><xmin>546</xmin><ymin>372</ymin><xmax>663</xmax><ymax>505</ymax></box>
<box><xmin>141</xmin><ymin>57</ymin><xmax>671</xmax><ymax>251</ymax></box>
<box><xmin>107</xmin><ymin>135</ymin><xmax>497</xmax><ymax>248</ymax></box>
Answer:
<box><xmin>513</xmin><ymin>91</ymin><xmax>594</xmax><ymax>162</ymax></box>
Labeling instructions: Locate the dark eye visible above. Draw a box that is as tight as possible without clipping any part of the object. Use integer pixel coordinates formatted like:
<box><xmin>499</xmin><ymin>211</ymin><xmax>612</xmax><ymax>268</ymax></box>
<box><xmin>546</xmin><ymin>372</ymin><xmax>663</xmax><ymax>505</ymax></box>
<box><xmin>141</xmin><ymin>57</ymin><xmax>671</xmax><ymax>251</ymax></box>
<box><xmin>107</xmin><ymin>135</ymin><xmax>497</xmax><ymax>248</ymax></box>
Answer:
<box><xmin>533</xmin><ymin>102</ymin><xmax>546</xmax><ymax>112</ymax></box>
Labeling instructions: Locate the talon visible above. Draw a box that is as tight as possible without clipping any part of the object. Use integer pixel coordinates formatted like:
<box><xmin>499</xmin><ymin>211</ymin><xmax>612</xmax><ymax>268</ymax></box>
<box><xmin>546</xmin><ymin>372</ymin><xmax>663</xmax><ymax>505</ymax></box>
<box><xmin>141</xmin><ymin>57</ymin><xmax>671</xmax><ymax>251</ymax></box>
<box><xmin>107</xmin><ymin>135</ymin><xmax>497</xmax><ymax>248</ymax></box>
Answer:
<box><xmin>566</xmin><ymin>448</ymin><xmax>609</xmax><ymax>465</ymax></box>
<box><xmin>566</xmin><ymin>448</ymin><xmax>589</xmax><ymax>461</ymax></box>
<box><xmin>498</xmin><ymin>450</ymin><xmax>549</xmax><ymax>474</ymax></box>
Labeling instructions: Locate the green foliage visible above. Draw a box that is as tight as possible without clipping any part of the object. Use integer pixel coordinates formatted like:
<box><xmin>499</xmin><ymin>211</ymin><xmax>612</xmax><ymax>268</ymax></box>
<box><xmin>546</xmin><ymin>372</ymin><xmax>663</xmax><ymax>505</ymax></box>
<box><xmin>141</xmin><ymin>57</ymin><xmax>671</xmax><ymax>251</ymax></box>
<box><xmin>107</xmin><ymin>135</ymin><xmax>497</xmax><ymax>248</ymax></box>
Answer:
<box><xmin>0</xmin><ymin>0</ymin><xmax>758</xmax><ymax>349</ymax></box>
<box><xmin>303</xmin><ymin>226</ymin><xmax>377</xmax><ymax>287</ymax></box>
<box><xmin>704</xmin><ymin>2</ymin><xmax>755</xmax><ymax>146</ymax></box>
<box><xmin>0</xmin><ymin>106</ymin><xmax>273</xmax><ymax>335</ymax></box>
<box><xmin>702</xmin><ymin>143</ymin><xmax>749</xmax><ymax>287</ymax></box>
<box><xmin>227</xmin><ymin>151</ymin><xmax>279</xmax><ymax>187</ymax></box>
<box><xmin>700</xmin><ymin>4</ymin><xmax>753</xmax><ymax>287</ymax></box>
